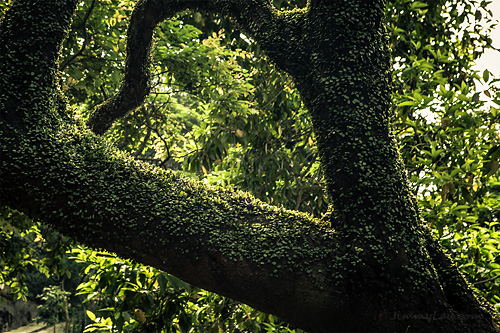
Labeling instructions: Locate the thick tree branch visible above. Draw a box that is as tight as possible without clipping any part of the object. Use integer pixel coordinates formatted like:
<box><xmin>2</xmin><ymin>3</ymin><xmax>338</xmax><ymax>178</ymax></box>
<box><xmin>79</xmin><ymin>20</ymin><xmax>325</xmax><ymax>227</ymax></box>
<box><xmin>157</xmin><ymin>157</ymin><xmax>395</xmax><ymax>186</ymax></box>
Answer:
<box><xmin>3</xmin><ymin>125</ymin><xmax>348</xmax><ymax>331</ymax></box>
<box><xmin>0</xmin><ymin>4</ymin><xmax>359</xmax><ymax>332</ymax></box>
<box><xmin>2</xmin><ymin>1</ymin><xmax>499</xmax><ymax>332</ymax></box>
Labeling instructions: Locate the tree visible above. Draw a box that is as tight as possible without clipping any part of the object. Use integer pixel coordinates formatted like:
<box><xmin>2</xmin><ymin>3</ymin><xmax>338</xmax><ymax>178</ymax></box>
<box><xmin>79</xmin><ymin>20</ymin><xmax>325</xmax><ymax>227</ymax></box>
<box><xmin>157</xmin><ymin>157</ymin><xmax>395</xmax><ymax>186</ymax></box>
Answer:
<box><xmin>1</xmin><ymin>0</ymin><xmax>499</xmax><ymax>332</ymax></box>
<box><xmin>37</xmin><ymin>285</ymin><xmax>71</xmax><ymax>333</ymax></box>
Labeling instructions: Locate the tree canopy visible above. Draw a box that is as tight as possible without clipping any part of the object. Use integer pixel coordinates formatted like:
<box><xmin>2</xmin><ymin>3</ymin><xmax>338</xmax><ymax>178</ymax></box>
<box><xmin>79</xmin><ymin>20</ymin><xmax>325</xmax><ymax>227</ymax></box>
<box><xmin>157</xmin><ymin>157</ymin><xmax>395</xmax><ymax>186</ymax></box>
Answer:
<box><xmin>1</xmin><ymin>0</ymin><xmax>500</xmax><ymax>332</ymax></box>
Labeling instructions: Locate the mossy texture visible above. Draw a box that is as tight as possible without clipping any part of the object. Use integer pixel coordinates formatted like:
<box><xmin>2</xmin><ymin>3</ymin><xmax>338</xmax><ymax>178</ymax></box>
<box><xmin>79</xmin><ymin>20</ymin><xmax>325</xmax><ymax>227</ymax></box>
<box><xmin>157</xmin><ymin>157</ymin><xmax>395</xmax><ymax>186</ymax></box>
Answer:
<box><xmin>1</xmin><ymin>1</ymin><xmax>498</xmax><ymax>332</ymax></box>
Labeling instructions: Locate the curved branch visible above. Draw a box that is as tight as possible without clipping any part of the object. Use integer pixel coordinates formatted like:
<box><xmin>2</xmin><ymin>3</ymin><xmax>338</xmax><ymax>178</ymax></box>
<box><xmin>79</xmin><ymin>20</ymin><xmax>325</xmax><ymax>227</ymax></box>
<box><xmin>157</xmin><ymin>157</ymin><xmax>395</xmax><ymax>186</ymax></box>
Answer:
<box><xmin>86</xmin><ymin>0</ymin><xmax>212</xmax><ymax>134</ymax></box>
<box><xmin>86</xmin><ymin>0</ymin><xmax>291</xmax><ymax>134</ymax></box>
<box><xmin>86</xmin><ymin>0</ymin><xmax>169</xmax><ymax>134</ymax></box>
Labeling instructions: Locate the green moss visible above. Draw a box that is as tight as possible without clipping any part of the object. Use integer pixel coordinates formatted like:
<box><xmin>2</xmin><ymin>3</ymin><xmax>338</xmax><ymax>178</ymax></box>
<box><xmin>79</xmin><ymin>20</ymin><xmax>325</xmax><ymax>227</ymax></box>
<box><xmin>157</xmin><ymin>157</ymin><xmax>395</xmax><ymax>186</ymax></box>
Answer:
<box><xmin>2</xmin><ymin>1</ymin><xmax>496</xmax><ymax>331</ymax></box>
<box><xmin>0</xmin><ymin>1</ymin><xmax>430</xmax><ymax>285</ymax></box>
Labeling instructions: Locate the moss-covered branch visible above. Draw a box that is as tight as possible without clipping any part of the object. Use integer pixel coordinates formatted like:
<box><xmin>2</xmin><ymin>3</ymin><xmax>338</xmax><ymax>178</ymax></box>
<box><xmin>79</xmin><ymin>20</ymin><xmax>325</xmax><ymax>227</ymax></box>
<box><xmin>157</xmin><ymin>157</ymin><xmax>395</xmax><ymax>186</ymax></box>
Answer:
<box><xmin>0</xmin><ymin>4</ymin><xmax>363</xmax><ymax>330</ymax></box>
<box><xmin>4</xmin><ymin>122</ymin><xmax>347</xmax><ymax>329</ymax></box>
<box><xmin>86</xmin><ymin>0</ymin><xmax>198</xmax><ymax>134</ymax></box>
<box><xmin>1</xmin><ymin>1</ymin><xmax>499</xmax><ymax>332</ymax></box>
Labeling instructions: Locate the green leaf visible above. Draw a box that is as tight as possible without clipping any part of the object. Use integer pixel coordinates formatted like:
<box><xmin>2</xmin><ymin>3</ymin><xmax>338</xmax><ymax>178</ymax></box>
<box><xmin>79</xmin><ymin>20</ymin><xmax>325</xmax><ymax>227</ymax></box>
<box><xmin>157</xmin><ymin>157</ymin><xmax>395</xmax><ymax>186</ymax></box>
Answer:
<box><xmin>410</xmin><ymin>2</ymin><xmax>428</xmax><ymax>10</ymax></box>
<box><xmin>486</xmin><ymin>145</ymin><xmax>500</xmax><ymax>161</ymax></box>
<box><xmin>397</xmin><ymin>100</ymin><xmax>417</xmax><ymax>107</ymax></box>
<box><xmin>86</xmin><ymin>310</ymin><xmax>96</xmax><ymax>321</ymax></box>
<box><xmin>166</xmin><ymin>274</ymin><xmax>191</xmax><ymax>292</ymax></box>
<box><xmin>483</xmin><ymin>69</ymin><xmax>490</xmax><ymax>83</ymax></box>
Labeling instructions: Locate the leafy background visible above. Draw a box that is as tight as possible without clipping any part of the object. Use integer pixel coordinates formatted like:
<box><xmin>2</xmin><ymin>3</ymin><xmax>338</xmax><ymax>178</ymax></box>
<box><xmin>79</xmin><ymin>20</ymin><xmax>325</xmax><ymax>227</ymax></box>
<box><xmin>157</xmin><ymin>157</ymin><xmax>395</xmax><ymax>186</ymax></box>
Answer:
<box><xmin>1</xmin><ymin>0</ymin><xmax>499</xmax><ymax>331</ymax></box>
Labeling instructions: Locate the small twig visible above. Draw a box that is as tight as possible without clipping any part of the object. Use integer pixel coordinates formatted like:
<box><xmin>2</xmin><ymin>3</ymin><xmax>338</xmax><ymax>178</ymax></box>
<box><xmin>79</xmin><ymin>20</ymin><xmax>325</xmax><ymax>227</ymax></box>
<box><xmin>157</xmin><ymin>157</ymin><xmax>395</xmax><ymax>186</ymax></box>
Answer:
<box><xmin>59</xmin><ymin>0</ymin><xmax>97</xmax><ymax>71</ymax></box>
<box><xmin>99</xmin><ymin>84</ymin><xmax>108</xmax><ymax>100</ymax></box>
<box><xmin>117</xmin><ymin>119</ymin><xmax>130</xmax><ymax>149</ymax></box>
<box><xmin>295</xmin><ymin>188</ymin><xmax>303</xmax><ymax>211</ymax></box>
<box><xmin>472</xmin><ymin>275</ymin><xmax>500</xmax><ymax>285</ymax></box>
<box><xmin>145</xmin><ymin>103</ymin><xmax>172</xmax><ymax>167</ymax></box>
<box><xmin>132</xmin><ymin>107</ymin><xmax>152</xmax><ymax>157</ymax></box>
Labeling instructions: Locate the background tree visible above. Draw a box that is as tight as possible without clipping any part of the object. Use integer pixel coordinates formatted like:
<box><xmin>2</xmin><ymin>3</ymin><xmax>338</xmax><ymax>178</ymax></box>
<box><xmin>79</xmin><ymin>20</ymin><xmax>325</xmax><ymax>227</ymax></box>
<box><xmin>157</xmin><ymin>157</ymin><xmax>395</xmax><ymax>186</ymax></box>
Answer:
<box><xmin>0</xmin><ymin>0</ymin><xmax>500</xmax><ymax>332</ymax></box>
<box><xmin>37</xmin><ymin>285</ymin><xmax>71</xmax><ymax>333</ymax></box>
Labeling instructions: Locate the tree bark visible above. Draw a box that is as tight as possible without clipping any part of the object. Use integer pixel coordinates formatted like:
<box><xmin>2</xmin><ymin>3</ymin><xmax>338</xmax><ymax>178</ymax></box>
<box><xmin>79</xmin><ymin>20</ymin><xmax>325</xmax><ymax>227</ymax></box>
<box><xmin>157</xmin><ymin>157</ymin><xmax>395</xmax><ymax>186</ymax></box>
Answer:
<box><xmin>0</xmin><ymin>1</ymin><xmax>498</xmax><ymax>332</ymax></box>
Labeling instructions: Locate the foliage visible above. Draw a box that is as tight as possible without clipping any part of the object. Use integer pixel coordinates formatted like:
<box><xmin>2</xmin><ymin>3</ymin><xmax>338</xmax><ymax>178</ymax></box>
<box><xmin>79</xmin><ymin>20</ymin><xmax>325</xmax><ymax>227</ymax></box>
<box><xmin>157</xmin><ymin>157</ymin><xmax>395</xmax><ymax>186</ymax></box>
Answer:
<box><xmin>0</xmin><ymin>207</ymin><xmax>37</xmax><ymax>300</ymax></box>
<box><xmin>387</xmin><ymin>0</ymin><xmax>500</xmax><ymax>311</ymax></box>
<box><xmin>37</xmin><ymin>285</ymin><xmax>71</xmax><ymax>327</ymax></box>
<box><xmin>72</xmin><ymin>247</ymin><xmax>301</xmax><ymax>333</ymax></box>
<box><xmin>1</xmin><ymin>0</ymin><xmax>500</xmax><ymax>330</ymax></box>
<box><xmin>0</xmin><ymin>207</ymin><xmax>74</xmax><ymax>301</ymax></box>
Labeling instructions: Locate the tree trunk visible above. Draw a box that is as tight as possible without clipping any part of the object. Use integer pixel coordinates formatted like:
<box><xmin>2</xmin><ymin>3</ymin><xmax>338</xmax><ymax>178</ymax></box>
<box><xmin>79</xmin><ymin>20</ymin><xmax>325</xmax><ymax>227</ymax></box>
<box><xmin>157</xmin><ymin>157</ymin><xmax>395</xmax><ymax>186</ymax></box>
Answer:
<box><xmin>61</xmin><ymin>280</ymin><xmax>70</xmax><ymax>333</ymax></box>
<box><xmin>0</xmin><ymin>1</ymin><xmax>498</xmax><ymax>332</ymax></box>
